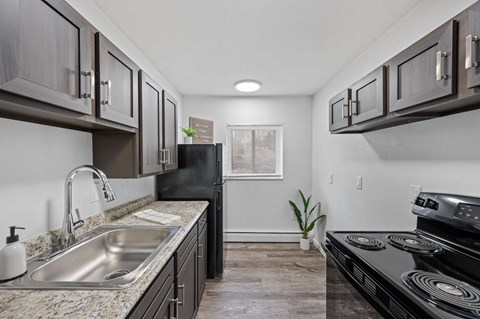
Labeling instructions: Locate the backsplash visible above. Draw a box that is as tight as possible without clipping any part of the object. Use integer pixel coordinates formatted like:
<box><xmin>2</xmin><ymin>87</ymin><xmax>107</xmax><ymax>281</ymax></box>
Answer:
<box><xmin>23</xmin><ymin>195</ymin><xmax>153</xmax><ymax>259</ymax></box>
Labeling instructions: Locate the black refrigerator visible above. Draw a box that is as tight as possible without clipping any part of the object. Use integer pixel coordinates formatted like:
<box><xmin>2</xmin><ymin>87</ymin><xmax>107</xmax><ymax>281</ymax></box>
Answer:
<box><xmin>156</xmin><ymin>143</ymin><xmax>224</xmax><ymax>278</ymax></box>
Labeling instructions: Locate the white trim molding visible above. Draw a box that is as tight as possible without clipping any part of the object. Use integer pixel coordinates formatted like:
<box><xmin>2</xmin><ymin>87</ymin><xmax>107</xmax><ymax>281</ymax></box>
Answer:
<box><xmin>224</xmin><ymin>231</ymin><xmax>300</xmax><ymax>242</ymax></box>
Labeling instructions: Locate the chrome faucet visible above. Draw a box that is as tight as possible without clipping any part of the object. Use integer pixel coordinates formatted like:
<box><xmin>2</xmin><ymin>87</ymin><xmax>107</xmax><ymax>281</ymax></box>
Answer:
<box><xmin>62</xmin><ymin>165</ymin><xmax>116</xmax><ymax>248</ymax></box>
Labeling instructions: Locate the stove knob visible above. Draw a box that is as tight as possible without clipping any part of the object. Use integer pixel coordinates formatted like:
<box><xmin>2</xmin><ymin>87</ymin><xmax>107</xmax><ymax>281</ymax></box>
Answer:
<box><xmin>426</xmin><ymin>199</ymin><xmax>438</xmax><ymax>210</ymax></box>
<box><xmin>414</xmin><ymin>197</ymin><xmax>426</xmax><ymax>207</ymax></box>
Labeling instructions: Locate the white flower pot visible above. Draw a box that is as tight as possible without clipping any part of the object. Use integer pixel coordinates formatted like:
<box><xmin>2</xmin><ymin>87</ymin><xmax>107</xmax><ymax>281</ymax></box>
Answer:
<box><xmin>300</xmin><ymin>237</ymin><xmax>310</xmax><ymax>250</ymax></box>
<box><xmin>184</xmin><ymin>136</ymin><xmax>193</xmax><ymax>144</ymax></box>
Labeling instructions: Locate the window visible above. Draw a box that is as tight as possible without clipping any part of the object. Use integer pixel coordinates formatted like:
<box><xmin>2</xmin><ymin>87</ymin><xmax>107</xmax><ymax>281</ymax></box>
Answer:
<box><xmin>226</xmin><ymin>124</ymin><xmax>283</xmax><ymax>179</ymax></box>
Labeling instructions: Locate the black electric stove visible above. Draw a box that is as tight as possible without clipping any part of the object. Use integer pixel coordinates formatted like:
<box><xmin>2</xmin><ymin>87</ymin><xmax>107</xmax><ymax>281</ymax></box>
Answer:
<box><xmin>322</xmin><ymin>193</ymin><xmax>480</xmax><ymax>319</ymax></box>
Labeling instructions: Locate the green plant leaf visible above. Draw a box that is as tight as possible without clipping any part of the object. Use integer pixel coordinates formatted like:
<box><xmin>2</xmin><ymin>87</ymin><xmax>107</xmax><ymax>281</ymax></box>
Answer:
<box><xmin>307</xmin><ymin>202</ymin><xmax>320</xmax><ymax>219</ymax></box>
<box><xmin>180</xmin><ymin>126</ymin><xmax>197</xmax><ymax>137</ymax></box>
<box><xmin>290</xmin><ymin>191</ymin><xmax>325</xmax><ymax>239</ymax></box>
<box><xmin>306</xmin><ymin>215</ymin><xmax>326</xmax><ymax>232</ymax></box>
<box><xmin>299</xmin><ymin>190</ymin><xmax>308</xmax><ymax>211</ymax></box>
<box><xmin>289</xmin><ymin>200</ymin><xmax>305</xmax><ymax>232</ymax></box>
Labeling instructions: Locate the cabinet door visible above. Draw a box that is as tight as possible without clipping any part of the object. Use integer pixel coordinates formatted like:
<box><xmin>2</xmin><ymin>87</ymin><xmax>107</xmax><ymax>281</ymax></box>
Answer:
<box><xmin>139</xmin><ymin>71</ymin><xmax>164</xmax><ymax>175</ymax></box>
<box><xmin>351</xmin><ymin>66</ymin><xmax>387</xmax><ymax>125</ymax></box>
<box><xmin>197</xmin><ymin>227</ymin><xmax>207</xmax><ymax>306</ymax></box>
<box><xmin>0</xmin><ymin>0</ymin><xmax>94</xmax><ymax>114</ymax></box>
<box><xmin>96</xmin><ymin>33</ymin><xmax>139</xmax><ymax>127</ymax></box>
<box><xmin>466</xmin><ymin>2</ymin><xmax>480</xmax><ymax>88</ymax></box>
<box><xmin>151</xmin><ymin>284</ymin><xmax>175</xmax><ymax>319</ymax></box>
<box><xmin>177</xmin><ymin>245</ymin><xmax>197</xmax><ymax>319</ymax></box>
<box><xmin>163</xmin><ymin>91</ymin><xmax>178</xmax><ymax>171</ymax></box>
<box><xmin>389</xmin><ymin>21</ymin><xmax>457</xmax><ymax>112</ymax></box>
<box><xmin>128</xmin><ymin>258</ymin><xmax>175</xmax><ymax>319</ymax></box>
<box><xmin>328</xmin><ymin>89</ymin><xmax>351</xmax><ymax>132</ymax></box>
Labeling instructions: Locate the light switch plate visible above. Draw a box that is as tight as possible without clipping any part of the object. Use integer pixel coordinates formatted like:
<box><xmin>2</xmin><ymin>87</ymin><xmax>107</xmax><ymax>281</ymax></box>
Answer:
<box><xmin>329</xmin><ymin>174</ymin><xmax>334</xmax><ymax>184</ymax></box>
<box><xmin>356</xmin><ymin>176</ymin><xmax>362</xmax><ymax>190</ymax></box>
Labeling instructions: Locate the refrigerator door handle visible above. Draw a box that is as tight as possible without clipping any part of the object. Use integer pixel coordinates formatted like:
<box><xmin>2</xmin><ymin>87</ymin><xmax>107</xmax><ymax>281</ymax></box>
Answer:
<box><xmin>217</xmin><ymin>189</ymin><xmax>221</xmax><ymax>208</ymax></box>
<box><xmin>216</xmin><ymin>160</ymin><xmax>221</xmax><ymax>182</ymax></box>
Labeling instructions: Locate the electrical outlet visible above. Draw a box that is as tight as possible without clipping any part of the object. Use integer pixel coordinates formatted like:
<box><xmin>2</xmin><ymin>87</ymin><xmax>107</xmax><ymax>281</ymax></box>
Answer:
<box><xmin>356</xmin><ymin>176</ymin><xmax>362</xmax><ymax>190</ymax></box>
<box><xmin>329</xmin><ymin>173</ymin><xmax>334</xmax><ymax>184</ymax></box>
<box><xmin>410</xmin><ymin>185</ymin><xmax>422</xmax><ymax>202</ymax></box>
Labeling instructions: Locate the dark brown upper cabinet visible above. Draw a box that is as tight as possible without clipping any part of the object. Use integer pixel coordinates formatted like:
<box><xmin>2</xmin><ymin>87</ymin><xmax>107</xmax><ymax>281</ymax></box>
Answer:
<box><xmin>328</xmin><ymin>89</ymin><xmax>351</xmax><ymax>131</ymax></box>
<box><xmin>96</xmin><ymin>33</ymin><xmax>139</xmax><ymax>128</ymax></box>
<box><xmin>0</xmin><ymin>0</ymin><xmax>94</xmax><ymax>115</ymax></box>
<box><xmin>465</xmin><ymin>2</ymin><xmax>480</xmax><ymax>88</ymax></box>
<box><xmin>93</xmin><ymin>74</ymin><xmax>179</xmax><ymax>178</ymax></box>
<box><xmin>140</xmin><ymin>71</ymin><xmax>164</xmax><ymax>175</ymax></box>
<box><xmin>389</xmin><ymin>20</ymin><xmax>457</xmax><ymax>112</ymax></box>
<box><xmin>351</xmin><ymin>66</ymin><xmax>387</xmax><ymax>125</ymax></box>
<box><xmin>163</xmin><ymin>92</ymin><xmax>178</xmax><ymax>172</ymax></box>
<box><xmin>329</xmin><ymin>66</ymin><xmax>387</xmax><ymax>133</ymax></box>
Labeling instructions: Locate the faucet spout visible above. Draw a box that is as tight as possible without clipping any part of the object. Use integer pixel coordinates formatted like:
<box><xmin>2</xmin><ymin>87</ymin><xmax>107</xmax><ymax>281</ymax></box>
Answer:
<box><xmin>62</xmin><ymin>165</ymin><xmax>116</xmax><ymax>249</ymax></box>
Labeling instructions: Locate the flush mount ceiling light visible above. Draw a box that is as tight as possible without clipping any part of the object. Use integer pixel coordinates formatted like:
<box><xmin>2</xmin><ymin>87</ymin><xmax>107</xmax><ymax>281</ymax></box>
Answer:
<box><xmin>234</xmin><ymin>80</ymin><xmax>261</xmax><ymax>93</ymax></box>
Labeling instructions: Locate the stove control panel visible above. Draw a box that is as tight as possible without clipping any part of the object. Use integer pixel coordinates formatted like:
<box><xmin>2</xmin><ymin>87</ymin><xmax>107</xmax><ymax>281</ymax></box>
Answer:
<box><xmin>413</xmin><ymin>192</ymin><xmax>480</xmax><ymax>233</ymax></box>
<box><xmin>455</xmin><ymin>203</ymin><xmax>480</xmax><ymax>224</ymax></box>
<box><xmin>414</xmin><ymin>197</ymin><xmax>438</xmax><ymax>210</ymax></box>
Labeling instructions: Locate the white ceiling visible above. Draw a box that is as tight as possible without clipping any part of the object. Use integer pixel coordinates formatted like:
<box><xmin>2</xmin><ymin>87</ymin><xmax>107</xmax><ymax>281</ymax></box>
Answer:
<box><xmin>93</xmin><ymin>0</ymin><xmax>421</xmax><ymax>96</ymax></box>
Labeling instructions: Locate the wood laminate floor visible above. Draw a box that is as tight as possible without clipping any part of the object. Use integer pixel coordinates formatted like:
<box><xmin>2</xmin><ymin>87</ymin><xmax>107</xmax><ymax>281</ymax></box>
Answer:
<box><xmin>196</xmin><ymin>242</ymin><xmax>326</xmax><ymax>319</ymax></box>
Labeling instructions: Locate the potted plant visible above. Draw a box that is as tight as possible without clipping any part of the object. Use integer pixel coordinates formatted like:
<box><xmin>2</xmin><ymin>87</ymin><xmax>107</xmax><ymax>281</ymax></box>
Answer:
<box><xmin>180</xmin><ymin>127</ymin><xmax>197</xmax><ymax>144</ymax></box>
<box><xmin>289</xmin><ymin>190</ymin><xmax>326</xmax><ymax>250</ymax></box>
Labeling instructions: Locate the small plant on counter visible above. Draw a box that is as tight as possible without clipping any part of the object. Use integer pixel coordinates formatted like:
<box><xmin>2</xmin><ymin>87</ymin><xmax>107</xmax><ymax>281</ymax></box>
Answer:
<box><xmin>180</xmin><ymin>126</ymin><xmax>197</xmax><ymax>137</ymax></box>
<box><xmin>289</xmin><ymin>190</ymin><xmax>326</xmax><ymax>240</ymax></box>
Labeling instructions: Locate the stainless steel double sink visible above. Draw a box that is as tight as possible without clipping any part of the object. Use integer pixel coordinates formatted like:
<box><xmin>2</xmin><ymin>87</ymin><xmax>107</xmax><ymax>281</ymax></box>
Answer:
<box><xmin>0</xmin><ymin>225</ymin><xmax>181</xmax><ymax>289</ymax></box>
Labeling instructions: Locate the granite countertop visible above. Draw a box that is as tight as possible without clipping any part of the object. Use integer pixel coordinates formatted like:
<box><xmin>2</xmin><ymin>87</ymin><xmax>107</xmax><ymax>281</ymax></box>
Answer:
<box><xmin>0</xmin><ymin>197</ymin><xmax>209</xmax><ymax>319</ymax></box>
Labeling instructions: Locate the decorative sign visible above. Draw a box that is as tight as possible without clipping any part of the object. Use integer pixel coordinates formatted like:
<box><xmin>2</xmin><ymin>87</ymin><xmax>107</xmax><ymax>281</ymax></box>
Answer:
<box><xmin>189</xmin><ymin>117</ymin><xmax>214</xmax><ymax>144</ymax></box>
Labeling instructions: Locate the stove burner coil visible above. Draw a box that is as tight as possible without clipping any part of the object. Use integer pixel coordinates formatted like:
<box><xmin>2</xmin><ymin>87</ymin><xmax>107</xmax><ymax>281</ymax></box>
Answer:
<box><xmin>402</xmin><ymin>271</ymin><xmax>480</xmax><ymax>318</ymax></box>
<box><xmin>385</xmin><ymin>234</ymin><xmax>443</xmax><ymax>254</ymax></box>
<box><xmin>344</xmin><ymin>235</ymin><xmax>385</xmax><ymax>250</ymax></box>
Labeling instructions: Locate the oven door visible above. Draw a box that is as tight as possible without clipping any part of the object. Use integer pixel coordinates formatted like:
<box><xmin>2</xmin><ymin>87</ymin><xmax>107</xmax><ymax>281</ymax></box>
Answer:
<box><xmin>322</xmin><ymin>241</ymin><xmax>384</xmax><ymax>319</ymax></box>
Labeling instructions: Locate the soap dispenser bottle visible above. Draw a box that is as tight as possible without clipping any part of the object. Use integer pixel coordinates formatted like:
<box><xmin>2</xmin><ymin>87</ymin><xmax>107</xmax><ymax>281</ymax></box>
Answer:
<box><xmin>0</xmin><ymin>226</ymin><xmax>27</xmax><ymax>281</ymax></box>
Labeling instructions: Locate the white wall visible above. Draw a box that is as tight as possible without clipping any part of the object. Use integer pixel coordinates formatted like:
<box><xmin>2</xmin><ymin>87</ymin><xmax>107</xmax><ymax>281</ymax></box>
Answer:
<box><xmin>312</xmin><ymin>0</ymin><xmax>479</xmax><ymax>244</ymax></box>
<box><xmin>183</xmin><ymin>96</ymin><xmax>312</xmax><ymax>241</ymax></box>
<box><xmin>0</xmin><ymin>0</ymin><xmax>182</xmax><ymax>248</ymax></box>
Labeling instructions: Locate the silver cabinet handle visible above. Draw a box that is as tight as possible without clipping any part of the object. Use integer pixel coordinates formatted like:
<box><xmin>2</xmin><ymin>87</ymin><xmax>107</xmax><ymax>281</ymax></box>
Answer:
<box><xmin>178</xmin><ymin>284</ymin><xmax>185</xmax><ymax>306</ymax></box>
<box><xmin>350</xmin><ymin>100</ymin><xmax>357</xmax><ymax>116</ymax></box>
<box><xmin>198</xmin><ymin>244</ymin><xmax>204</xmax><ymax>259</ymax></box>
<box><xmin>436</xmin><ymin>51</ymin><xmax>448</xmax><ymax>81</ymax></box>
<box><xmin>169</xmin><ymin>298</ymin><xmax>178</xmax><ymax>319</ymax></box>
<box><xmin>82</xmin><ymin>70</ymin><xmax>95</xmax><ymax>100</ymax></box>
<box><xmin>159</xmin><ymin>149</ymin><xmax>166</xmax><ymax>164</ymax></box>
<box><xmin>163</xmin><ymin>149</ymin><xmax>167</xmax><ymax>164</ymax></box>
<box><xmin>100</xmin><ymin>80</ymin><xmax>112</xmax><ymax>105</ymax></box>
<box><xmin>466</xmin><ymin>34</ymin><xmax>479</xmax><ymax>69</ymax></box>
<box><xmin>342</xmin><ymin>103</ymin><xmax>349</xmax><ymax>119</ymax></box>
<box><xmin>166</xmin><ymin>149</ymin><xmax>171</xmax><ymax>164</ymax></box>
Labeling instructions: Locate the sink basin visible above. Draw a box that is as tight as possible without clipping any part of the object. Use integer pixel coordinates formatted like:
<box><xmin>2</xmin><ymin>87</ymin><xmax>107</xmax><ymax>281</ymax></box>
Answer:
<box><xmin>0</xmin><ymin>225</ymin><xmax>181</xmax><ymax>289</ymax></box>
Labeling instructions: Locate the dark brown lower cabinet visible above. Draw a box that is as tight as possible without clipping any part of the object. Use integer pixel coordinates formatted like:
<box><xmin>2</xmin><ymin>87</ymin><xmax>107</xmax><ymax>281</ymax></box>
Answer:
<box><xmin>177</xmin><ymin>244</ymin><xmax>197</xmax><ymax>319</ymax></box>
<box><xmin>197</xmin><ymin>226</ymin><xmax>207</xmax><ymax>306</ymax></box>
<box><xmin>128</xmin><ymin>258</ymin><xmax>176</xmax><ymax>319</ymax></box>
<box><xmin>129</xmin><ymin>216</ymin><xmax>206</xmax><ymax>319</ymax></box>
<box><xmin>176</xmin><ymin>225</ymin><xmax>198</xmax><ymax>319</ymax></box>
